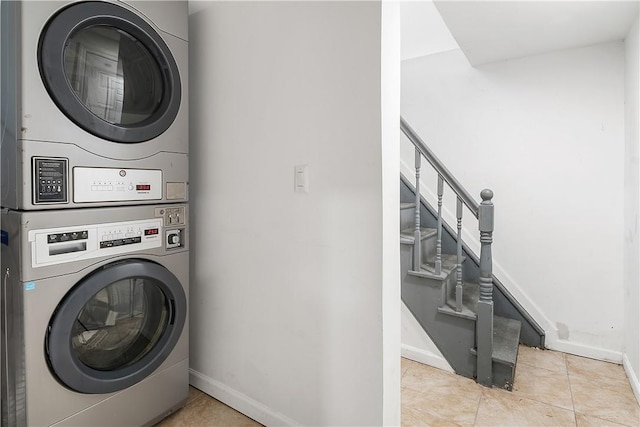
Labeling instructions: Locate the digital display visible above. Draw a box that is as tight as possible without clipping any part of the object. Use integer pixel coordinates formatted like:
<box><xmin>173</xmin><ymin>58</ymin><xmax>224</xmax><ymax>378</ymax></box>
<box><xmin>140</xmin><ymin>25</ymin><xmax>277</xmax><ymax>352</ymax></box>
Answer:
<box><xmin>144</xmin><ymin>228</ymin><xmax>159</xmax><ymax>236</ymax></box>
<box><xmin>136</xmin><ymin>184</ymin><xmax>151</xmax><ymax>191</ymax></box>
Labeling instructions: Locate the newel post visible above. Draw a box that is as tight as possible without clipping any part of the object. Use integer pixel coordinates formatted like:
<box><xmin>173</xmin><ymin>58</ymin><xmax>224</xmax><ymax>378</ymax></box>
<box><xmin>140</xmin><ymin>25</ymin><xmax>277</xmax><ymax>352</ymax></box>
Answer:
<box><xmin>476</xmin><ymin>189</ymin><xmax>494</xmax><ymax>387</ymax></box>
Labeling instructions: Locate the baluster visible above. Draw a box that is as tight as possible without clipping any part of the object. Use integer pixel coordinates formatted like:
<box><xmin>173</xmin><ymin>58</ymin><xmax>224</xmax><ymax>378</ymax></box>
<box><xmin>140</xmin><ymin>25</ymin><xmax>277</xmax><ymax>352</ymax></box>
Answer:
<box><xmin>413</xmin><ymin>148</ymin><xmax>421</xmax><ymax>270</ymax></box>
<box><xmin>476</xmin><ymin>189</ymin><xmax>494</xmax><ymax>387</ymax></box>
<box><xmin>434</xmin><ymin>175</ymin><xmax>443</xmax><ymax>275</ymax></box>
<box><xmin>455</xmin><ymin>197</ymin><xmax>463</xmax><ymax>312</ymax></box>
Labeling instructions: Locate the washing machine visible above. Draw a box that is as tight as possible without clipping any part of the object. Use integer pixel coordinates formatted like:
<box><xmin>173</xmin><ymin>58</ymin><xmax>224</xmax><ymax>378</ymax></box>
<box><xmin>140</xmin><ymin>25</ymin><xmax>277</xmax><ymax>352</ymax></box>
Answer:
<box><xmin>1</xmin><ymin>204</ymin><xmax>189</xmax><ymax>426</ymax></box>
<box><xmin>1</xmin><ymin>0</ymin><xmax>189</xmax><ymax>210</ymax></box>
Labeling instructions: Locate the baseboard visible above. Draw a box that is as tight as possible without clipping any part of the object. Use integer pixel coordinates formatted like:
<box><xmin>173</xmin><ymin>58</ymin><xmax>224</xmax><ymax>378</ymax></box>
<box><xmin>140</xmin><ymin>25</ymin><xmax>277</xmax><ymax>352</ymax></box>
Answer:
<box><xmin>189</xmin><ymin>369</ymin><xmax>300</xmax><ymax>426</ymax></box>
<box><xmin>623</xmin><ymin>354</ymin><xmax>640</xmax><ymax>406</ymax></box>
<box><xmin>547</xmin><ymin>339</ymin><xmax>624</xmax><ymax>364</ymax></box>
<box><xmin>401</xmin><ymin>344</ymin><xmax>454</xmax><ymax>373</ymax></box>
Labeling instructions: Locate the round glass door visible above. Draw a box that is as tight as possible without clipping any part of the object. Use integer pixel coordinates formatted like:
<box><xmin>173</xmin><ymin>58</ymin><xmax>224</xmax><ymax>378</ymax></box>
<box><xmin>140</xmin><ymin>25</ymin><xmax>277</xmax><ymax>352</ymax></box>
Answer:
<box><xmin>46</xmin><ymin>260</ymin><xmax>186</xmax><ymax>394</ymax></box>
<box><xmin>39</xmin><ymin>1</ymin><xmax>181</xmax><ymax>143</ymax></box>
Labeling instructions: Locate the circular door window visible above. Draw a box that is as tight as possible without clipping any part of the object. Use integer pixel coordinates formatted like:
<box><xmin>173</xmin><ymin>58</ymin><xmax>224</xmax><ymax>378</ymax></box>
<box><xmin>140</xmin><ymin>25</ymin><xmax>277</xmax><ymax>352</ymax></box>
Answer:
<box><xmin>46</xmin><ymin>260</ymin><xmax>186</xmax><ymax>394</ymax></box>
<box><xmin>39</xmin><ymin>1</ymin><xmax>181</xmax><ymax>143</ymax></box>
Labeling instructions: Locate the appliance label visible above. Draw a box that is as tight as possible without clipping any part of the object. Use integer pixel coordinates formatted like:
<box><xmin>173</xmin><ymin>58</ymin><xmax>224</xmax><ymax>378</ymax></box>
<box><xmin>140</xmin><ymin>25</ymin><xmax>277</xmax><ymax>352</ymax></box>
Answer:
<box><xmin>33</xmin><ymin>157</ymin><xmax>68</xmax><ymax>204</ymax></box>
<box><xmin>1</xmin><ymin>230</ymin><xmax>7</xmax><ymax>246</ymax></box>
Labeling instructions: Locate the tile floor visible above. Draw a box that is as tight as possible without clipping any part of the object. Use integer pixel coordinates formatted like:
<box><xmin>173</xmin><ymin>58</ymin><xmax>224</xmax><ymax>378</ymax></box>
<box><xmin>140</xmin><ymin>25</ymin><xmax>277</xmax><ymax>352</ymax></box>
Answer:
<box><xmin>156</xmin><ymin>386</ymin><xmax>261</xmax><ymax>427</ymax></box>
<box><xmin>157</xmin><ymin>346</ymin><xmax>640</xmax><ymax>426</ymax></box>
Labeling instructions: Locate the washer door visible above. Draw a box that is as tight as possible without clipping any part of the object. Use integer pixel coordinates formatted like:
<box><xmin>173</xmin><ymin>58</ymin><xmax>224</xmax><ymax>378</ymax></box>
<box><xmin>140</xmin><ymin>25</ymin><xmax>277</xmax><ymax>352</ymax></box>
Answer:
<box><xmin>38</xmin><ymin>1</ymin><xmax>181</xmax><ymax>143</ymax></box>
<box><xmin>46</xmin><ymin>259</ymin><xmax>186</xmax><ymax>394</ymax></box>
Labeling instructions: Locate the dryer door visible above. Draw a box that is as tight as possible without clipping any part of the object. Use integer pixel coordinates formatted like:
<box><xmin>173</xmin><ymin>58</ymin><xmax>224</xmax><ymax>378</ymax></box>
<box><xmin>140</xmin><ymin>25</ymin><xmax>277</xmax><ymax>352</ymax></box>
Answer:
<box><xmin>38</xmin><ymin>1</ymin><xmax>181</xmax><ymax>143</ymax></box>
<box><xmin>46</xmin><ymin>259</ymin><xmax>186</xmax><ymax>394</ymax></box>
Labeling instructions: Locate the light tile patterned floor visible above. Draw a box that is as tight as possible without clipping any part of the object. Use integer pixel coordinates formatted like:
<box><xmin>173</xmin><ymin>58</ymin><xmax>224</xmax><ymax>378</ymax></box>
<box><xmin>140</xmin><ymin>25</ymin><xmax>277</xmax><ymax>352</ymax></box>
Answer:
<box><xmin>156</xmin><ymin>346</ymin><xmax>640</xmax><ymax>426</ymax></box>
<box><xmin>402</xmin><ymin>346</ymin><xmax>640</xmax><ymax>427</ymax></box>
<box><xmin>156</xmin><ymin>386</ymin><xmax>260</xmax><ymax>427</ymax></box>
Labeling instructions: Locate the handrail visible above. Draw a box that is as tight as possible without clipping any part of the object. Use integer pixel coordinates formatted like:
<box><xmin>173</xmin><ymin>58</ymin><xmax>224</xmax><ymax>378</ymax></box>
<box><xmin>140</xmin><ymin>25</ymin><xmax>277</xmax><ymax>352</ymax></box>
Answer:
<box><xmin>400</xmin><ymin>117</ymin><xmax>479</xmax><ymax>217</ymax></box>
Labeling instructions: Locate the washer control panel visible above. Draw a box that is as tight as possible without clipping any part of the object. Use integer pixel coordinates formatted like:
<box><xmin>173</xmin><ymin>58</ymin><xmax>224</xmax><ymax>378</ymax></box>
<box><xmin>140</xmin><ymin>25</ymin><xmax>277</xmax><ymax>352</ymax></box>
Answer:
<box><xmin>29</xmin><ymin>219</ymin><xmax>162</xmax><ymax>268</ymax></box>
<box><xmin>73</xmin><ymin>167</ymin><xmax>162</xmax><ymax>203</ymax></box>
<box><xmin>33</xmin><ymin>157</ymin><xmax>68</xmax><ymax>204</ymax></box>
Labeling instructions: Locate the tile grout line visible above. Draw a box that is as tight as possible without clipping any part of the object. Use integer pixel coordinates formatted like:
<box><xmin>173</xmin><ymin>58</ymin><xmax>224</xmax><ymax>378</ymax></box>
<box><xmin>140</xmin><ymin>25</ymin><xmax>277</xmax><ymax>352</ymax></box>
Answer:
<box><xmin>563</xmin><ymin>352</ymin><xmax>580</xmax><ymax>427</ymax></box>
<box><xmin>472</xmin><ymin>387</ymin><xmax>484</xmax><ymax>426</ymax></box>
<box><xmin>514</xmin><ymin>358</ymin><xmax>579</xmax><ymax>414</ymax></box>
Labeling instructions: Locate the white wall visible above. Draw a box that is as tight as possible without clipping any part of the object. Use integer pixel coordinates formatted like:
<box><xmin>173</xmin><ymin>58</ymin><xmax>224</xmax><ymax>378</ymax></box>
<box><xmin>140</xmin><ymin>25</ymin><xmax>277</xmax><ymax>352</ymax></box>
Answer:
<box><xmin>400</xmin><ymin>0</ymin><xmax>458</xmax><ymax>61</ymax></box>
<box><xmin>624</xmin><ymin>16</ymin><xmax>640</xmax><ymax>401</ymax></box>
<box><xmin>402</xmin><ymin>42</ymin><xmax>626</xmax><ymax>361</ymax></box>
<box><xmin>188</xmin><ymin>2</ymin><xmax>400</xmax><ymax>425</ymax></box>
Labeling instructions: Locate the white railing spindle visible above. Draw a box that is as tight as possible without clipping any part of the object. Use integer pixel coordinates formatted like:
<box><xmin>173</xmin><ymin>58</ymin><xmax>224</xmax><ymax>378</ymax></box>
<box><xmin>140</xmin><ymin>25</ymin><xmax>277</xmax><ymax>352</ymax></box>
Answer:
<box><xmin>434</xmin><ymin>175</ymin><xmax>444</xmax><ymax>275</ymax></box>
<box><xmin>456</xmin><ymin>197</ymin><xmax>463</xmax><ymax>312</ymax></box>
<box><xmin>413</xmin><ymin>148</ymin><xmax>422</xmax><ymax>270</ymax></box>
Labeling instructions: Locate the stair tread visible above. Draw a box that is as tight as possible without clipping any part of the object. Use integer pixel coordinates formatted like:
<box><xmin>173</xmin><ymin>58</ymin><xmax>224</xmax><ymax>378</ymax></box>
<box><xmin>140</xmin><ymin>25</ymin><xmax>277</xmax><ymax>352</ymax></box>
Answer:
<box><xmin>400</xmin><ymin>227</ymin><xmax>437</xmax><ymax>244</ymax></box>
<box><xmin>439</xmin><ymin>281</ymin><xmax>478</xmax><ymax>319</ymax></box>
<box><xmin>421</xmin><ymin>253</ymin><xmax>461</xmax><ymax>273</ymax></box>
<box><xmin>400</xmin><ymin>202</ymin><xmax>416</xmax><ymax>210</ymax></box>
<box><xmin>410</xmin><ymin>253</ymin><xmax>462</xmax><ymax>279</ymax></box>
<box><xmin>492</xmin><ymin>316</ymin><xmax>521</xmax><ymax>366</ymax></box>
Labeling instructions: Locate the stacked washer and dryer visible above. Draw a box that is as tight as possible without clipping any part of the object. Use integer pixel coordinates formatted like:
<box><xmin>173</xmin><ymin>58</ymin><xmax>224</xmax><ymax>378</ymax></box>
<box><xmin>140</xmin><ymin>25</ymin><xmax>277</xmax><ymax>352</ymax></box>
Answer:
<box><xmin>1</xmin><ymin>1</ymin><xmax>190</xmax><ymax>425</ymax></box>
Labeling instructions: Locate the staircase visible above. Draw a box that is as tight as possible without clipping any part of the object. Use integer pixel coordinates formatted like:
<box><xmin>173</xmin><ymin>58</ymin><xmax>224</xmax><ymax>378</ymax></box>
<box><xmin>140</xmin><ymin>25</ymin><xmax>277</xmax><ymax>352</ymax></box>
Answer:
<box><xmin>400</xmin><ymin>117</ymin><xmax>544</xmax><ymax>390</ymax></box>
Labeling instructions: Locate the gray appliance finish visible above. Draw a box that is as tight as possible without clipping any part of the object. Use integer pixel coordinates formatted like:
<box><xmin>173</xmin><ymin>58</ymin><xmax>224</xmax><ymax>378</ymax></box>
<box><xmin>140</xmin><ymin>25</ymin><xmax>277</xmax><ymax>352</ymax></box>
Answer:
<box><xmin>1</xmin><ymin>0</ymin><xmax>189</xmax><ymax>210</ymax></box>
<box><xmin>1</xmin><ymin>204</ymin><xmax>189</xmax><ymax>426</ymax></box>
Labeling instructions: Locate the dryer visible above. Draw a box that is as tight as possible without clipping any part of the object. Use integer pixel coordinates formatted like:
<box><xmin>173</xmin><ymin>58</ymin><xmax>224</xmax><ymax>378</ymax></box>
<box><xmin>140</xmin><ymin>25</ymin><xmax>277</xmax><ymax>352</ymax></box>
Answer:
<box><xmin>1</xmin><ymin>1</ymin><xmax>189</xmax><ymax>210</ymax></box>
<box><xmin>1</xmin><ymin>204</ymin><xmax>189</xmax><ymax>426</ymax></box>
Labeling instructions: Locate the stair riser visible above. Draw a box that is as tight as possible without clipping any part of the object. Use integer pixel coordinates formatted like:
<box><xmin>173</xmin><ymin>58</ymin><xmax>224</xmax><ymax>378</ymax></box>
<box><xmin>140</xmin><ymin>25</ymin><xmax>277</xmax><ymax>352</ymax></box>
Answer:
<box><xmin>493</xmin><ymin>361</ymin><xmax>516</xmax><ymax>391</ymax></box>
<box><xmin>400</xmin><ymin>244</ymin><xmax>413</xmax><ymax>281</ymax></box>
<box><xmin>445</xmin><ymin>269</ymin><xmax>460</xmax><ymax>305</ymax></box>
<box><xmin>400</xmin><ymin>207</ymin><xmax>415</xmax><ymax>232</ymax></box>
<box><xmin>401</xmin><ymin>235</ymin><xmax>437</xmax><ymax>268</ymax></box>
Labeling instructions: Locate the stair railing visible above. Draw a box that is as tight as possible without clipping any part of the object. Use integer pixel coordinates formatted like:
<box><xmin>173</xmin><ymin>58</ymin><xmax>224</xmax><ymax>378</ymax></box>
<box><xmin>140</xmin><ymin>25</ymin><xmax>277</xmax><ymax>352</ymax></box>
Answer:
<box><xmin>400</xmin><ymin>117</ymin><xmax>495</xmax><ymax>387</ymax></box>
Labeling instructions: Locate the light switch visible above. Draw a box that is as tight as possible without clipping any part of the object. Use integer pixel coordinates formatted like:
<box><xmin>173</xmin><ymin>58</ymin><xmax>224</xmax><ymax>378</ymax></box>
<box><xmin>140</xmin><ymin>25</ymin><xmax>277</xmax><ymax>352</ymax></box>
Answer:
<box><xmin>294</xmin><ymin>165</ymin><xmax>308</xmax><ymax>193</ymax></box>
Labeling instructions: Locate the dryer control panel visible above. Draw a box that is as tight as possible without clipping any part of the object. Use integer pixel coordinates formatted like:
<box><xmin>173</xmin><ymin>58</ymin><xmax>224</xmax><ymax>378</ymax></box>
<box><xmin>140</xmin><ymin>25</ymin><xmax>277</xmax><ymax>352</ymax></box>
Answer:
<box><xmin>73</xmin><ymin>167</ymin><xmax>162</xmax><ymax>203</ymax></box>
<box><xmin>29</xmin><ymin>218</ymin><xmax>163</xmax><ymax>268</ymax></box>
